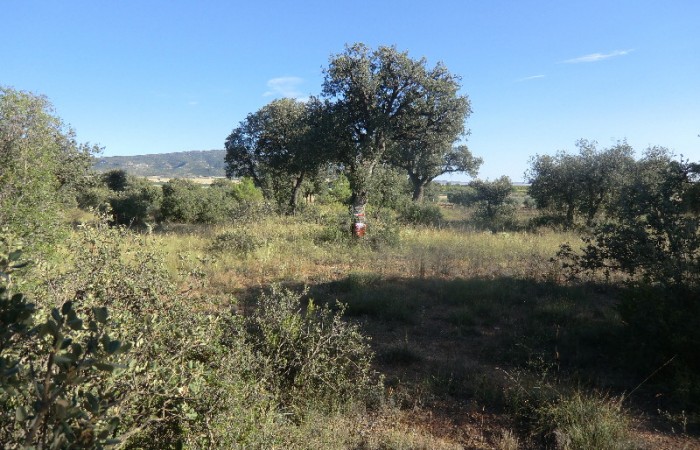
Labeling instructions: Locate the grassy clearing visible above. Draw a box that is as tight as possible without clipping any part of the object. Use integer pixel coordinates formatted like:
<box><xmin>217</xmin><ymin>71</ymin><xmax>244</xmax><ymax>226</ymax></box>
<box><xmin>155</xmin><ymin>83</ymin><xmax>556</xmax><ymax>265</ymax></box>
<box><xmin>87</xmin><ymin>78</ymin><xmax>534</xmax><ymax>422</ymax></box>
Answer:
<box><xmin>52</xmin><ymin>206</ymin><xmax>700</xmax><ymax>448</ymax></box>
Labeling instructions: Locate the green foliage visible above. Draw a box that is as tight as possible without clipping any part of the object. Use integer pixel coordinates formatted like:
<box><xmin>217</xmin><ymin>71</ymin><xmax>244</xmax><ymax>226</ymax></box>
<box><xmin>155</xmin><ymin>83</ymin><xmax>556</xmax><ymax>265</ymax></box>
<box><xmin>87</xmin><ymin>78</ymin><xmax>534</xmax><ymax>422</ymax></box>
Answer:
<box><xmin>446</xmin><ymin>186</ymin><xmax>477</xmax><ymax>206</ymax></box>
<box><xmin>160</xmin><ymin>178</ymin><xmax>203</xmax><ymax>223</ymax></box>
<box><xmin>527</xmin><ymin>140</ymin><xmax>634</xmax><ymax>228</ymax></box>
<box><xmin>562</xmin><ymin>149</ymin><xmax>699</xmax><ymax>287</ymax></box>
<box><xmin>225</xmin><ymin>177</ymin><xmax>265</xmax><ymax>203</ymax></box>
<box><xmin>0</xmin><ymin>86</ymin><xmax>97</xmax><ymax>251</ymax></box>
<box><xmin>367</xmin><ymin>164</ymin><xmax>413</xmax><ymax>212</ymax></box>
<box><xmin>211</xmin><ymin>229</ymin><xmax>265</xmax><ymax>255</ymax></box>
<box><xmin>108</xmin><ymin>177</ymin><xmax>163</xmax><ymax>226</ymax></box>
<box><xmin>468</xmin><ymin>176</ymin><xmax>517</xmax><ymax>231</ymax></box>
<box><xmin>101</xmin><ymin>169</ymin><xmax>129</xmax><ymax>192</ymax></box>
<box><xmin>398</xmin><ymin>202</ymin><xmax>444</xmax><ymax>227</ymax></box>
<box><xmin>21</xmin><ymin>221</ymin><xmax>383</xmax><ymax>447</ymax></box>
<box><xmin>536</xmin><ymin>392</ymin><xmax>633</xmax><ymax>450</ymax></box>
<box><xmin>558</xmin><ymin>149</ymin><xmax>700</xmax><ymax>404</ymax></box>
<box><xmin>160</xmin><ymin>178</ymin><xmax>263</xmax><ymax>224</ymax></box>
<box><xmin>316</xmin><ymin>173</ymin><xmax>352</xmax><ymax>205</ymax></box>
<box><xmin>398</xmin><ymin>144</ymin><xmax>482</xmax><ymax>201</ymax></box>
<box><xmin>322</xmin><ymin>43</ymin><xmax>470</xmax><ymax>218</ymax></box>
<box><xmin>225</xmin><ymin>98</ymin><xmax>328</xmax><ymax>213</ymax></box>
<box><xmin>241</xmin><ymin>285</ymin><xmax>379</xmax><ymax>417</ymax></box>
<box><xmin>0</xmin><ymin>237</ymin><xmax>128</xmax><ymax>449</ymax></box>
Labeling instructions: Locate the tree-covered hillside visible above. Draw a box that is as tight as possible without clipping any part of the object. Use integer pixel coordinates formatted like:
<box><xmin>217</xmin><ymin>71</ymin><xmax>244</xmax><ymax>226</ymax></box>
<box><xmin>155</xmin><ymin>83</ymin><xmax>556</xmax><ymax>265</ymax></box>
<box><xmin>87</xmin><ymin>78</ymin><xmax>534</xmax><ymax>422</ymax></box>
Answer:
<box><xmin>93</xmin><ymin>149</ymin><xmax>226</xmax><ymax>177</ymax></box>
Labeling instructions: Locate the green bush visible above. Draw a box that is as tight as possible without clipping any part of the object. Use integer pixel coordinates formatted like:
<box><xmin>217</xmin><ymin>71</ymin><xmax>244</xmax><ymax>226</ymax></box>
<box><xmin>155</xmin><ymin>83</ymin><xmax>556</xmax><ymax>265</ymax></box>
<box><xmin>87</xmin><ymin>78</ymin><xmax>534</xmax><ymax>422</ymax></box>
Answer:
<box><xmin>211</xmin><ymin>229</ymin><xmax>265</xmax><ymax>255</ymax></box>
<box><xmin>0</xmin><ymin>236</ymin><xmax>128</xmax><ymax>448</ymax></box>
<box><xmin>536</xmin><ymin>392</ymin><xmax>634</xmax><ymax>450</ymax></box>
<box><xmin>398</xmin><ymin>202</ymin><xmax>444</xmax><ymax>227</ymax></box>
<box><xmin>109</xmin><ymin>181</ymin><xmax>163</xmax><ymax>226</ymax></box>
<box><xmin>241</xmin><ymin>285</ymin><xmax>380</xmax><ymax>417</ymax></box>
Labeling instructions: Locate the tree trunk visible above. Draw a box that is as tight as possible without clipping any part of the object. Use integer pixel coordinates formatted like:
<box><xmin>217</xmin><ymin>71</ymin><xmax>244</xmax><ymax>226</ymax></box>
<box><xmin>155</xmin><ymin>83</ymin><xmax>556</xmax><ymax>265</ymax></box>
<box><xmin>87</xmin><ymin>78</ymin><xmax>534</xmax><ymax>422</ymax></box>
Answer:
<box><xmin>350</xmin><ymin>189</ymin><xmax>368</xmax><ymax>237</ymax></box>
<box><xmin>288</xmin><ymin>174</ymin><xmax>304</xmax><ymax>215</ymax></box>
<box><xmin>412</xmin><ymin>181</ymin><xmax>425</xmax><ymax>202</ymax></box>
<box><xmin>565</xmin><ymin>203</ymin><xmax>575</xmax><ymax>229</ymax></box>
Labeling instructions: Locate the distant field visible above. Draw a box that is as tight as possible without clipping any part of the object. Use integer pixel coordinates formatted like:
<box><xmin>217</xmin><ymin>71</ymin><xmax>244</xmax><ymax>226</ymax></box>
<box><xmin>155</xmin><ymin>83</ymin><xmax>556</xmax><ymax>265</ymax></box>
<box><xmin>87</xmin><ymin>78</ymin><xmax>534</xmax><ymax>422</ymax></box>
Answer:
<box><xmin>145</xmin><ymin>176</ymin><xmax>230</xmax><ymax>185</ymax></box>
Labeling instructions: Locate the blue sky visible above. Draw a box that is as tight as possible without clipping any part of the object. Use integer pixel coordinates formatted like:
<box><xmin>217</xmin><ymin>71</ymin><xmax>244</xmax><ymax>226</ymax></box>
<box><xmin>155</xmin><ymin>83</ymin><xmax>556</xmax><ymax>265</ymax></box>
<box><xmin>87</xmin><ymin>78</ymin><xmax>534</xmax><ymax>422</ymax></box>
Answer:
<box><xmin>2</xmin><ymin>0</ymin><xmax>699</xmax><ymax>181</ymax></box>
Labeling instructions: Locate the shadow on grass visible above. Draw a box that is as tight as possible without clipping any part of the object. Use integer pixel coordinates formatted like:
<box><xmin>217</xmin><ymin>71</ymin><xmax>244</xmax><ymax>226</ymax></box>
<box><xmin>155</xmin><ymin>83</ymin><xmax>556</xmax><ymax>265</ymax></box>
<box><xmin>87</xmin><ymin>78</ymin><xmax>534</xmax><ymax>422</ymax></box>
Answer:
<box><xmin>234</xmin><ymin>275</ymin><xmax>700</xmax><ymax>433</ymax></box>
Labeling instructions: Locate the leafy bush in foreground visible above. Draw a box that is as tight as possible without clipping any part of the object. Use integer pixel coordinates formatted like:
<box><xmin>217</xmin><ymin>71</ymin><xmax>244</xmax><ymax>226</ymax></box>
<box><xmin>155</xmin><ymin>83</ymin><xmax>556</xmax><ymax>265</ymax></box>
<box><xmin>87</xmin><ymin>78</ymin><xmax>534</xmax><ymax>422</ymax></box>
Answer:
<box><xmin>241</xmin><ymin>285</ymin><xmax>380</xmax><ymax>418</ymax></box>
<box><xmin>5</xmin><ymin>221</ymin><xmax>380</xmax><ymax>447</ymax></box>
<box><xmin>0</xmin><ymin>236</ymin><xmax>127</xmax><ymax>449</ymax></box>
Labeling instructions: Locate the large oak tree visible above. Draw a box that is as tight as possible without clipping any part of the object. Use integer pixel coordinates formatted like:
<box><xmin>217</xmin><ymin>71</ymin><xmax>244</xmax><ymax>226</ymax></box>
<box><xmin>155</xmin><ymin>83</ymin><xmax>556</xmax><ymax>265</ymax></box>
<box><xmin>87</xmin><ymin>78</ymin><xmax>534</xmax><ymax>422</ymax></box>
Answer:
<box><xmin>321</xmin><ymin>44</ymin><xmax>472</xmax><ymax>217</ymax></box>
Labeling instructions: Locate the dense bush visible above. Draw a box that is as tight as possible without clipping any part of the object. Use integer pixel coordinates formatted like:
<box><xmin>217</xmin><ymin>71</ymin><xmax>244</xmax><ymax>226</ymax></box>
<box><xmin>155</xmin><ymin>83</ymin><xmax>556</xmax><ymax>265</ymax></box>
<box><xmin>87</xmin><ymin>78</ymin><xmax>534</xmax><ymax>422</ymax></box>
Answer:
<box><xmin>398</xmin><ymin>202</ymin><xmax>444</xmax><ymax>227</ymax></box>
<box><xmin>160</xmin><ymin>178</ymin><xmax>265</xmax><ymax>224</ymax></box>
<box><xmin>109</xmin><ymin>179</ymin><xmax>163</xmax><ymax>226</ymax></box>
<box><xmin>3</xmin><ymin>220</ymin><xmax>381</xmax><ymax>447</ymax></box>
<box><xmin>210</xmin><ymin>229</ymin><xmax>265</xmax><ymax>255</ymax></box>
<box><xmin>240</xmin><ymin>285</ymin><xmax>380</xmax><ymax>417</ymax></box>
<box><xmin>0</xmin><ymin>235</ymin><xmax>128</xmax><ymax>448</ymax></box>
<box><xmin>558</xmin><ymin>149</ymin><xmax>700</xmax><ymax>403</ymax></box>
<box><xmin>450</xmin><ymin>177</ymin><xmax>517</xmax><ymax>231</ymax></box>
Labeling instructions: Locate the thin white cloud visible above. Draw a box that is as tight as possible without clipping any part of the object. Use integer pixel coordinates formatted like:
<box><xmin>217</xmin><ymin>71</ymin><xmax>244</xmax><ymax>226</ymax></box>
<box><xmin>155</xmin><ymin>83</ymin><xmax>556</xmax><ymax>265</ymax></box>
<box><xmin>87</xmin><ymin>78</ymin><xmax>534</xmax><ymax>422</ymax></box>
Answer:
<box><xmin>517</xmin><ymin>74</ymin><xmax>545</xmax><ymax>82</ymax></box>
<box><xmin>187</xmin><ymin>101</ymin><xmax>199</xmax><ymax>106</ymax></box>
<box><xmin>562</xmin><ymin>49</ymin><xmax>633</xmax><ymax>64</ymax></box>
<box><xmin>263</xmin><ymin>77</ymin><xmax>306</xmax><ymax>99</ymax></box>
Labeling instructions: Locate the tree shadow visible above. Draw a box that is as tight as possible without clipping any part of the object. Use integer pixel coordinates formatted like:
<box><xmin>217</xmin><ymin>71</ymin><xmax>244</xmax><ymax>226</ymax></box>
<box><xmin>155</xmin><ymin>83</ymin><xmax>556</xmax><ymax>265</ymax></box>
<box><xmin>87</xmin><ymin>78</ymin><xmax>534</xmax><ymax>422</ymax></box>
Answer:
<box><xmin>234</xmin><ymin>274</ymin><xmax>699</xmax><ymax>434</ymax></box>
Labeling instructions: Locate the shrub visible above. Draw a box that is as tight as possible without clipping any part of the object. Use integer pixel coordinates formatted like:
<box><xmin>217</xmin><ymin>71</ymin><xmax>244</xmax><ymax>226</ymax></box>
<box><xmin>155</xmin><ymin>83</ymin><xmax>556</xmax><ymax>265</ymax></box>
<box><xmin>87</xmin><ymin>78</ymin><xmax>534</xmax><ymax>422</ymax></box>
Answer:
<box><xmin>160</xmin><ymin>178</ymin><xmax>204</xmax><ymax>223</ymax></box>
<box><xmin>0</xmin><ymin>236</ymin><xmax>128</xmax><ymax>448</ymax></box>
<box><xmin>536</xmin><ymin>392</ymin><xmax>634</xmax><ymax>450</ymax></box>
<box><xmin>398</xmin><ymin>202</ymin><xmax>444</xmax><ymax>227</ymax></box>
<box><xmin>109</xmin><ymin>181</ymin><xmax>163</xmax><ymax>226</ymax></box>
<box><xmin>211</xmin><ymin>229</ymin><xmax>265</xmax><ymax>255</ymax></box>
<box><xmin>241</xmin><ymin>285</ymin><xmax>380</xmax><ymax>417</ymax></box>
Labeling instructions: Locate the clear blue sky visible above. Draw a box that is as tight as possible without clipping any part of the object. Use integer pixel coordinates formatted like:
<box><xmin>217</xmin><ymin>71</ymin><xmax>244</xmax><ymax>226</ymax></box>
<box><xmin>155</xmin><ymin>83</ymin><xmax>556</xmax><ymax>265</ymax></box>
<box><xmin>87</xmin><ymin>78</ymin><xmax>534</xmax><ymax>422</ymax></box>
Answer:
<box><xmin>3</xmin><ymin>0</ymin><xmax>699</xmax><ymax>181</ymax></box>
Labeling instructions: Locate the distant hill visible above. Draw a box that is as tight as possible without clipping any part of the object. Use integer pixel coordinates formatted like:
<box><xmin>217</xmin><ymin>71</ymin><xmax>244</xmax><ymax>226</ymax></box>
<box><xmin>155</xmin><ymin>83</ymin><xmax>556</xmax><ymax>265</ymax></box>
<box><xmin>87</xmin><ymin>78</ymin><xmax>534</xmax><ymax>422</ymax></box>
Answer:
<box><xmin>93</xmin><ymin>150</ymin><xmax>227</xmax><ymax>178</ymax></box>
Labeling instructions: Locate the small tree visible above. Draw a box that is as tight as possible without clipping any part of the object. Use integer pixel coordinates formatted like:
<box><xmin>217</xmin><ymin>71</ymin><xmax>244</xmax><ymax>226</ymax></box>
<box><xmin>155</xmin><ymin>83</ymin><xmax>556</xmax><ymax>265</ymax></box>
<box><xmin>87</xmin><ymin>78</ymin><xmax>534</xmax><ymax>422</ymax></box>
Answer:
<box><xmin>569</xmin><ymin>148</ymin><xmax>699</xmax><ymax>287</ymax></box>
<box><xmin>160</xmin><ymin>178</ymin><xmax>203</xmax><ymax>223</ymax></box>
<box><xmin>558</xmin><ymin>149</ymin><xmax>700</xmax><ymax>390</ymax></box>
<box><xmin>394</xmin><ymin>143</ymin><xmax>482</xmax><ymax>202</ymax></box>
<box><xmin>0</xmin><ymin>86</ymin><xmax>98</xmax><ymax>249</ymax></box>
<box><xmin>527</xmin><ymin>140</ymin><xmax>634</xmax><ymax>228</ymax></box>
<box><xmin>469</xmin><ymin>176</ymin><xmax>516</xmax><ymax>231</ymax></box>
<box><xmin>107</xmin><ymin>176</ymin><xmax>162</xmax><ymax>226</ymax></box>
<box><xmin>225</xmin><ymin>98</ymin><xmax>326</xmax><ymax>213</ymax></box>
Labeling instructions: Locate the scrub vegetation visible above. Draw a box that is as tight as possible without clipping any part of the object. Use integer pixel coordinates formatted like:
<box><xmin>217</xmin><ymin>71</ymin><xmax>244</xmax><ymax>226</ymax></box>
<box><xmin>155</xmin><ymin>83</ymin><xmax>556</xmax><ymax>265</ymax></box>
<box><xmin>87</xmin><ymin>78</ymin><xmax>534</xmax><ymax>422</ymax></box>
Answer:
<box><xmin>2</xmin><ymin>42</ymin><xmax>700</xmax><ymax>448</ymax></box>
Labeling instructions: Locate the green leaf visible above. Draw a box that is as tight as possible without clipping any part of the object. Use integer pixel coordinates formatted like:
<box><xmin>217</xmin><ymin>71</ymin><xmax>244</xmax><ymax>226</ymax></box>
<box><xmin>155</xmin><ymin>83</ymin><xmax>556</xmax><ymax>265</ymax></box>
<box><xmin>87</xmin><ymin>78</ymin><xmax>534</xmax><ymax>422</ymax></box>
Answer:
<box><xmin>55</xmin><ymin>398</ymin><xmax>69</xmax><ymax>419</ymax></box>
<box><xmin>70</xmin><ymin>343</ymin><xmax>83</xmax><ymax>357</ymax></box>
<box><xmin>16</xmin><ymin>406</ymin><xmax>27</xmax><ymax>421</ymax></box>
<box><xmin>85</xmin><ymin>392</ymin><xmax>99</xmax><ymax>414</ymax></box>
<box><xmin>67</xmin><ymin>317</ymin><xmax>83</xmax><ymax>331</ymax></box>
<box><xmin>41</xmin><ymin>319</ymin><xmax>59</xmax><ymax>338</ymax></box>
<box><xmin>59</xmin><ymin>337</ymin><xmax>72</xmax><ymax>349</ymax></box>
